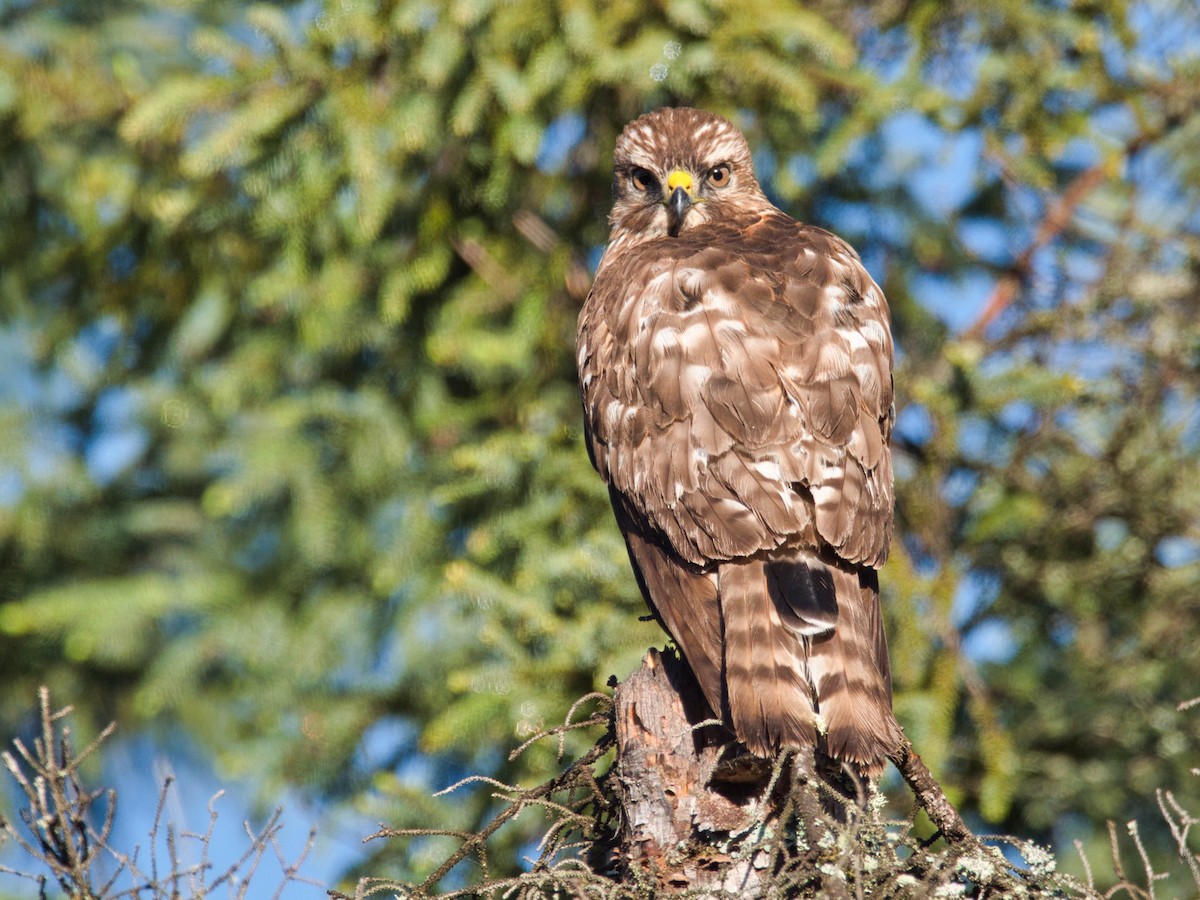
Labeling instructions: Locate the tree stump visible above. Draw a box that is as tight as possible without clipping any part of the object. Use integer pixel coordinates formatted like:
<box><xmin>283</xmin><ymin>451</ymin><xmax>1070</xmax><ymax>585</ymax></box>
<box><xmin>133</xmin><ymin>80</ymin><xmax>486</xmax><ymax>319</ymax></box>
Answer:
<box><xmin>611</xmin><ymin>649</ymin><xmax>781</xmax><ymax>896</ymax></box>
<box><xmin>608</xmin><ymin>647</ymin><xmax>975</xmax><ymax>896</ymax></box>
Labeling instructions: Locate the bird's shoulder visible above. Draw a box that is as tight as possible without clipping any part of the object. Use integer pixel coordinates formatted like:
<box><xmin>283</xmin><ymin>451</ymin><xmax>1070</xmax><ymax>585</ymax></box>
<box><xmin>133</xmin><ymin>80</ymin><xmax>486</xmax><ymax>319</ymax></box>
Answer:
<box><xmin>576</xmin><ymin>208</ymin><xmax>894</xmax><ymax>569</ymax></box>
<box><xmin>588</xmin><ymin>210</ymin><xmax>883</xmax><ymax>326</ymax></box>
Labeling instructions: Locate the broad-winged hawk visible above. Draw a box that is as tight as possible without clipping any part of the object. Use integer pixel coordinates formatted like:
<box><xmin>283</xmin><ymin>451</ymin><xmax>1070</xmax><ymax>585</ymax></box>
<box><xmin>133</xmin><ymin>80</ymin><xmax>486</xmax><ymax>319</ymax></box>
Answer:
<box><xmin>577</xmin><ymin>108</ymin><xmax>904</xmax><ymax>773</ymax></box>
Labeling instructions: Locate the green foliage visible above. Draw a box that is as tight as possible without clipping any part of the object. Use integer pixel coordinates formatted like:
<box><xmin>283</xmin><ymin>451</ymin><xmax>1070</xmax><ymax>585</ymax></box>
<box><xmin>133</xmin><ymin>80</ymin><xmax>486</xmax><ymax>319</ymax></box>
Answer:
<box><xmin>1</xmin><ymin>0</ymin><xmax>1198</xmax><ymax>889</ymax></box>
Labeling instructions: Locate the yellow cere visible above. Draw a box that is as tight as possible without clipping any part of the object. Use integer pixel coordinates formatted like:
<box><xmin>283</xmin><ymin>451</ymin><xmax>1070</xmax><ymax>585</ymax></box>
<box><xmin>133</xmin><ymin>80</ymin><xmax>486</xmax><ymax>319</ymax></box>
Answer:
<box><xmin>666</xmin><ymin>170</ymin><xmax>693</xmax><ymax>192</ymax></box>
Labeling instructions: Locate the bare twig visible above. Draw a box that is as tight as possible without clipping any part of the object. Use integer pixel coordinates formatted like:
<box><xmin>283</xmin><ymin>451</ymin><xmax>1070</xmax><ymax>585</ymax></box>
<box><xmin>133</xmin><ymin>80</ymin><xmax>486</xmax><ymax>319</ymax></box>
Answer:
<box><xmin>365</xmin><ymin>735</ymin><xmax>614</xmax><ymax>897</ymax></box>
<box><xmin>1075</xmin><ymin>838</ymin><xmax>1096</xmax><ymax>890</ymax></box>
<box><xmin>1155</xmin><ymin>789</ymin><xmax>1200</xmax><ymax>889</ymax></box>
<box><xmin>506</xmin><ymin>690</ymin><xmax>610</xmax><ymax>762</ymax></box>
<box><xmin>966</xmin><ymin>163</ymin><xmax>1108</xmax><ymax>340</ymax></box>
<box><xmin>888</xmin><ymin>737</ymin><xmax>976</xmax><ymax>846</ymax></box>
<box><xmin>1</xmin><ymin>687</ymin><xmax>318</xmax><ymax>899</ymax></box>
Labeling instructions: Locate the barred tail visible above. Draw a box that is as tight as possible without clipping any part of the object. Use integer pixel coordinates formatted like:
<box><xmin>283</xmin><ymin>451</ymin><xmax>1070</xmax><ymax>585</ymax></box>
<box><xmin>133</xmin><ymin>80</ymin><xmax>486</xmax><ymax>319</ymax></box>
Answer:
<box><xmin>719</xmin><ymin>557</ymin><xmax>818</xmax><ymax>756</ymax></box>
<box><xmin>720</xmin><ymin>553</ymin><xmax>902</xmax><ymax>773</ymax></box>
<box><xmin>807</xmin><ymin>565</ymin><xmax>903</xmax><ymax>774</ymax></box>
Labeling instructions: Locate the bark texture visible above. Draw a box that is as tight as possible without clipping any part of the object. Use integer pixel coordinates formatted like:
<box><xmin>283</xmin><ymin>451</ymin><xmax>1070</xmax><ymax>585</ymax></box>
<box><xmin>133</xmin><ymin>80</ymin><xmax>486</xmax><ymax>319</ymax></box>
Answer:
<box><xmin>609</xmin><ymin>648</ymin><xmax>976</xmax><ymax>896</ymax></box>
<box><xmin>613</xmin><ymin>648</ymin><xmax>769</xmax><ymax>896</ymax></box>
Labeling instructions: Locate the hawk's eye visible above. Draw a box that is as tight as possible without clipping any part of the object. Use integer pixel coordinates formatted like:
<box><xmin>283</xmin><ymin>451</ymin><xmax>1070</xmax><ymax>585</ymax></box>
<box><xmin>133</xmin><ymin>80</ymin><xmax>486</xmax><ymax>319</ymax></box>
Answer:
<box><xmin>707</xmin><ymin>164</ymin><xmax>731</xmax><ymax>187</ymax></box>
<box><xmin>630</xmin><ymin>167</ymin><xmax>658</xmax><ymax>193</ymax></box>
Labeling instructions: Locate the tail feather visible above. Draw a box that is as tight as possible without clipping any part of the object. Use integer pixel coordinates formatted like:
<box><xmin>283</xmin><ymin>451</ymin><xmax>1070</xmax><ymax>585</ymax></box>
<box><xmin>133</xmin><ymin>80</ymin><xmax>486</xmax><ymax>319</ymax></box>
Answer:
<box><xmin>765</xmin><ymin>551</ymin><xmax>838</xmax><ymax>634</ymax></box>
<box><xmin>807</xmin><ymin>565</ymin><xmax>903</xmax><ymax>774</ymax></box>
<box><xmin>720</xmin><ymin>558</ymin><xmax>818</xmax><ymax>755</ymax></box>
<box><xmin>613</xmin><ymin>479</ymin><xmax>900</xmax><ymax>774</ymax></box>
<box><xmin>719</xmin><ymin>552</ymin><xmax>901</xmax><ymax>773</ymax></box>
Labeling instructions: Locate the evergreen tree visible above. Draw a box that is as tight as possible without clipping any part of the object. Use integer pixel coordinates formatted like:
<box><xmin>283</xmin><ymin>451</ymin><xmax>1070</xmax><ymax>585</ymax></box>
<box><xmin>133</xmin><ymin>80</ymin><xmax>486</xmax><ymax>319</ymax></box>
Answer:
<box><xmin>1</xmin><ymin>0</ymin><xmax>1197</xmax><ymax>888</ymax></box>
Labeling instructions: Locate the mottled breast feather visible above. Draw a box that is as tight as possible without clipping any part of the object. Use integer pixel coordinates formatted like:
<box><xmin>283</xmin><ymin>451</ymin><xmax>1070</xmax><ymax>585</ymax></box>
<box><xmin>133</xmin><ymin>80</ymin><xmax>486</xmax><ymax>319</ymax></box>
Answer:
<box><xmin>578</xmin><ymin>211</ymin><xmax>894</xmax><ymax>569</ymax></box>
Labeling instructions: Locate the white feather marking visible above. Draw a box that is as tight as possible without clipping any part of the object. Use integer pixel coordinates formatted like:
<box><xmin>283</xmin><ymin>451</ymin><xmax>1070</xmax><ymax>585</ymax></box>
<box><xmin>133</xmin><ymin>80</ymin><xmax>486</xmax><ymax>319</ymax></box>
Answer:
<box><xmin>822</xmin><ymin>283</ymin><xmax>847</xmax><ymax>307</ymax></box>
<box><xmin>651</xmin><ymin>328</ymin><xmax>680</xmax><ymax>352</ymax></box>
<box><xmin>753</xmin><ymin>459</ymin><xmax>782</xmax><ymax>480</ymax></box>
<box><xmin>644</xmin><ymin>271</ymin><xmax>674</xmax><ymax>299</ymax></box>
<box><xmin>842</xmin><ymin>330</ymin><xmax>870</xmax><ymax>352</ymax></box>
<box><xmin>857</xmin><ymin>318</ymin><xmax>889</xmax><ymax>345</ymax></box>
<box><xmin>814</xmin><ymin>342</ymin><xmax>852</xmax><ymax>379</ymax></box>
<box><xmin>674</xmin><ymin>265</ymin><xmax>704</xmax><ymax>294</ymax></box>
<box><xmin>680</xmin><ymin>363</ymin><xmax>711</xmax><ymax>398</ymax></box>
<box><xmin>678</xmin><ymin>322</ymin><xmax>714</xmax><ymax>351</ymax></box>
<box><xmin>811</xmin><ymin>482</ymin><xmax>841</xmax><ymax>510</ymax></box>
<box><xmin>603</xmin><ymin>400</ymin><xmax>623</xmax><ymax>429</ymax></box>
<box><xmin>712</xmin><ymin>290</ymin><xmax>743</xmax><ymax>314</ymax></box>
<box><xmin>713</xmin><ymin>318</ymin><xmax>749</xmax><ymax>337</ymax></box>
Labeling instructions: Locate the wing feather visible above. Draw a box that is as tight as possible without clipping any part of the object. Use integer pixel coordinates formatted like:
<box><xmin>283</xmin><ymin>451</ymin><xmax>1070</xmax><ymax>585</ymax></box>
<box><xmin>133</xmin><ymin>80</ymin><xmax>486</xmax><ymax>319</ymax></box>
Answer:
<box><xmin>579</xmin><ymin>215</ymin><xmax>893</xmax><ymax>569</ymax></box>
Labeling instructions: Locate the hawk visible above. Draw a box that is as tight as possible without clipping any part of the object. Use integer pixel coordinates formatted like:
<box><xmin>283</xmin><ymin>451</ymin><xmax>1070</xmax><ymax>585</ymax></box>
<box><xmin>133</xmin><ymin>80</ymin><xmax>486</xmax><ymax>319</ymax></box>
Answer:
<box><xmin>577</xmin><ymin>108</ymin><xmax>904</xmax><ymax>774</ymax></box>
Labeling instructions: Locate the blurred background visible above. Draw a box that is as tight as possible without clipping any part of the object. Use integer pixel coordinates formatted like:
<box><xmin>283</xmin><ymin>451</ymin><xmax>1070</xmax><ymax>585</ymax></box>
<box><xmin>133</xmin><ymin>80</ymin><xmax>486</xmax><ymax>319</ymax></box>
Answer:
<box><xmin>1</xmin><ymin>0</ymin><xmax>1198</xmax><ymax>894</ymax></box>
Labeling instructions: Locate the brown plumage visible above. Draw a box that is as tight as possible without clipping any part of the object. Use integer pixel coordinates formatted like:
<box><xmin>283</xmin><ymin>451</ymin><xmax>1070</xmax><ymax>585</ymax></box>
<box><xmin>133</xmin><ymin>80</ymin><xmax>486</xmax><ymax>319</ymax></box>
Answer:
<box><xmin>577</xmin><ymin>108</ymin><xmax>904</xmax><ymax>773</ymax></box>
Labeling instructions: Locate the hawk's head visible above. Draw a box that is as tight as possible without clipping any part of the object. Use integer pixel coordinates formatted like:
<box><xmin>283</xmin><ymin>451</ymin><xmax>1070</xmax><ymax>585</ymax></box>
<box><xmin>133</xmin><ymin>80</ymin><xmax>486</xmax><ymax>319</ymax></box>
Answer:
<box><xmin>607</xmin><ymin>108</ymin><xmax>769</xmax><ymax>244</ymax></box>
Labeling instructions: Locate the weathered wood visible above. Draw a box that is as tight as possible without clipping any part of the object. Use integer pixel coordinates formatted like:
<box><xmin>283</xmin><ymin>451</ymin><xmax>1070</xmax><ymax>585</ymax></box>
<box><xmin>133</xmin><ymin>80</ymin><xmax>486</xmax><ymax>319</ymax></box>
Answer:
<box><xmin>610</xmin><ymin>647</ymin><xmax>977</xmax><ymax>895</ymax></box>
<box><xmin>613</xmin><ymin>649</ymin><xmax>761</xmax><ymax>895</ymax></box>
<box><xmin>612</xmin><ymin>649</ymin><xmax>807</xmax><ymax>896</ymax></box>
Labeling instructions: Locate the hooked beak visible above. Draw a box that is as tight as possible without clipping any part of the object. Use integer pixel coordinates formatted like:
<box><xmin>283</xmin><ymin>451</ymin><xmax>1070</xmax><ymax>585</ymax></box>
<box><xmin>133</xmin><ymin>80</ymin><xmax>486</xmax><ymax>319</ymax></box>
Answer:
<box><xmin>666</xmin><ymin>186</ymin><xmax>692</xmax><ymax>236</ymax></box>
<box><xmin>664</xmin><ymin>170</ymin><xmax>694</xmax><ymax>236</ymax></box>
